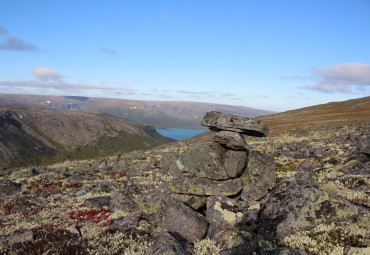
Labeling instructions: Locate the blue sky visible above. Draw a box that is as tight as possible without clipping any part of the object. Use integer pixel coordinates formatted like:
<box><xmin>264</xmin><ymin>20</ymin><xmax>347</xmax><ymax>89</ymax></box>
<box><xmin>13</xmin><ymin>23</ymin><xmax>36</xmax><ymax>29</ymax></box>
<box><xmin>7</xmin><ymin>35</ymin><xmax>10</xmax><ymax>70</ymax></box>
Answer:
<box><xmin>0</xmin><ymin>0</ymin><xmax>369</xmax><ymax>111</ymax></box>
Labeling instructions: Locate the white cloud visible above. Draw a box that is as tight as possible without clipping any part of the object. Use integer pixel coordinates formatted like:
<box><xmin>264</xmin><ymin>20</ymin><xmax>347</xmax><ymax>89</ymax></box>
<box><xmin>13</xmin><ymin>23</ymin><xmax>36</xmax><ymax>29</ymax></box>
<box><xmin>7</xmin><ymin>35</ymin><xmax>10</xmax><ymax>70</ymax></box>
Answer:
<box><xmin>308</xmin><ymin>62</ymin><xmax>370</xmax><ymax>93</ymax></box>
<box><xmin>33</xmin><ymin>67</ymin><xmax>63</xmax><ymax>81</ymax></box>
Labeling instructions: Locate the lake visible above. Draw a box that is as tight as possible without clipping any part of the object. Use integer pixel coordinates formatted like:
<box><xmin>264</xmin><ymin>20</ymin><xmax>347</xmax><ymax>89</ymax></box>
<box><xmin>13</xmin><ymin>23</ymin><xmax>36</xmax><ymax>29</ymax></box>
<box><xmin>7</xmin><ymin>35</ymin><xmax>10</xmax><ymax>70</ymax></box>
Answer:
<box><xmin>156</xmin><ymin>128</ymin><xmax>207</xmax><ymax>140</ymax></box>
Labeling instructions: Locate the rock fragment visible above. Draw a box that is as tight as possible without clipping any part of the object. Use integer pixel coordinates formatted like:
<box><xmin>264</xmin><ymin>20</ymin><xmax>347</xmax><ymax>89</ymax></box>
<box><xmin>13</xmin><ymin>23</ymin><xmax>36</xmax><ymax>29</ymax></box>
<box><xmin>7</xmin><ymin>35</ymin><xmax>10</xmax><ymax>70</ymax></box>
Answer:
<box><xmin>214</xmin><ymin>131</ymin><xmax>249</xmax><ymax>150</ymax></box>
<box><xmin>161</xmin><ymin>197</ymin><xmax>208</xmax><ymax>243</ymax></box>
<box><xmin>149</xmin><ymin>232</ymin><xmax>192</xmax><ymax>255</ymax></box>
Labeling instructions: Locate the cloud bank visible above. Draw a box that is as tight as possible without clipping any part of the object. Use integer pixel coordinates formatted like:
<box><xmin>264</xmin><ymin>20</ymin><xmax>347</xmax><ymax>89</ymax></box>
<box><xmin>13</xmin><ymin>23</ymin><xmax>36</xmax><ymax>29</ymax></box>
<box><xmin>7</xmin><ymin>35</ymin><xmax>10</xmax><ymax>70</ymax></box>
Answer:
<box><xmin>309</xmin><ymin>62</ymin><xmax>370</xmax><ymax>93</ymax></box>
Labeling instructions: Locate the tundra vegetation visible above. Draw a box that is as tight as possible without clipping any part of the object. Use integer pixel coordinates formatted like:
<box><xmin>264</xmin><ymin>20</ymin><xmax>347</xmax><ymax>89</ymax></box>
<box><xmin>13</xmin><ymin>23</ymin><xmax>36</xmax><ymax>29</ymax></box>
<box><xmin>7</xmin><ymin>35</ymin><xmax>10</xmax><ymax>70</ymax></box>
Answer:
<box><xmin>0</xmin><ymin>109</ymin><xmax>369</xmax><ymax>254</ymax></box>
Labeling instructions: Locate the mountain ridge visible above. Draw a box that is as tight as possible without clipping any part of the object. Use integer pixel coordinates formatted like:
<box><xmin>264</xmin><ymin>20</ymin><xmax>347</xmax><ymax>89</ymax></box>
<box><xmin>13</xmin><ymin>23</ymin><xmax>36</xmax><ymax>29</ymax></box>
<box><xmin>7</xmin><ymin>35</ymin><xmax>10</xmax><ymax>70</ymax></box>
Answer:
<box><xmin>0</xmin><ymin>104</ymin><xmax>173</xmax><ymax>168</ymax></box>
<box><xmin>0</xmin><ymin>93</ymin><xmax>275</xmax><ymax>129</ymax></box>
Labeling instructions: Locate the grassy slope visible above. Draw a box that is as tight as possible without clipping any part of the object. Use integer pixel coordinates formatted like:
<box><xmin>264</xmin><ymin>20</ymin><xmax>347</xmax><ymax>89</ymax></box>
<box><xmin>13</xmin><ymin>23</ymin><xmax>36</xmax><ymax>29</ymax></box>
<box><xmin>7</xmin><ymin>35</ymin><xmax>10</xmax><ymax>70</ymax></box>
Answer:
<box><xmin>256</xmin><ymin>96</ymin><xmax>370</xmax><ymax>136</ymax></box>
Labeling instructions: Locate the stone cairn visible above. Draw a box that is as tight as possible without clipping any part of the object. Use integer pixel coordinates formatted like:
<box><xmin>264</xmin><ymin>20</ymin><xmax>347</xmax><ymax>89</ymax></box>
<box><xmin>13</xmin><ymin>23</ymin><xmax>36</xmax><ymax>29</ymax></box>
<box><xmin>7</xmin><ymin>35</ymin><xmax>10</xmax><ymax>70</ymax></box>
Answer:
<box><xmin>168</xmin><ymin>111</ymin><xmax>275</xmax><ymax>207</ymax></box>
<box><xmin>144</xmin><ymin>111</ymin><xmax>276</xmax><ymax>253</ymax></box>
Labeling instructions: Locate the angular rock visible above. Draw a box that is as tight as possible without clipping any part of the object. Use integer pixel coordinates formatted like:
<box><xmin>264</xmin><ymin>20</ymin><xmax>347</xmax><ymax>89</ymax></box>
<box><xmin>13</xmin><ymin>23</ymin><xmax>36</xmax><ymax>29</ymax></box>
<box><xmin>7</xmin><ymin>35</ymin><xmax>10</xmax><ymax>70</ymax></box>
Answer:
<box><xmin>224</xmin><ymin>150</ymin><xmax>247</xmax><ymax>178</ymax></box>
<box><xmin>172</xmin><ymin>193</ymin><xmax>208</xmax><ymax>210</ymax></box>
<box><xmin>112</xmin><ymin>216</ymin><xmax>139</xmax><ymax>233</ymax></box>
<box><xmin>66</xmin><ymin>226</ymin><xmax>82</xmax><ymax>237</ymax></box>
<box><xmin>201</xmin><ymin>111</ymin><xmax>269</xmax><ymax>137</ymax></box>
<box><xmin>161</xmin><ymin>197</ymin><xmax>209</xmax><ymax>243</ymax></box>
<box><xmin>206</xmin><ymin>196</ymin><xmax>244</xmax><ymax>240</ymax></box>
<box><xmin>206</xmin><ymin>196</ymin><xmax>243</xmax><ymax>227</ymax></box>
<box><xmin>174</xmin><ymin>143</ymin><xmax>229</xmax><ymax>180</ymax></box>
<box><xmin>0</xmin><ymin>180</ymin><xmax>21</xmax><ymax>195</ymax></box>
<box><xmin>109</xmin><ymin>191</ymin><xmax>138</xmax><ymax>212</ymax></box>
<box><xmin>149</xmin><ymin>232</ymin><xmax>192</xmax><ymax>255</ymax></box>
<box><xmin>139</xmin><ymin>186</ymin><xmax>170</xmax><ymax>218</ymax></box>
<box><xmin>257</xmin><ymin>178</ymin><xmax>362</xmax><ymax>242</ymax></box>
<box><xmin>220</xmin><ymin>241</ymin><xmax>259</xmax><ymax>255</ymax></box>
<box><xmin>214</xmin><ymin>131</ymin><xmax>249</xmax><ymax>150</ymax></box>
<box><xmin>241</xmin><ymin>150</ymin><xmax>275</xmax><ymax>202</ymax></box>
<box><xmin>84</xmin><ymin>196</ymin><xmax>111</xmax><ymax>207</ymax></box>
<box><xmin>170</xmin><ymin>176</ymin><xmax>243</xmax><ymax>196</ymax></box>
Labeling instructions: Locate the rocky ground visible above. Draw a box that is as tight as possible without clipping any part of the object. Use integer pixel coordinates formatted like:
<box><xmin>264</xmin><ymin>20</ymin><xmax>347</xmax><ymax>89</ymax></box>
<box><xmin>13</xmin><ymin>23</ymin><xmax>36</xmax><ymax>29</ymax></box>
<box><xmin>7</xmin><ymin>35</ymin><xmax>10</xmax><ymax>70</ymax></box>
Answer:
<box><xmin>0</xmin><ymin>113</ymin><xmax>369</xmax><ymax>255</ymax></box>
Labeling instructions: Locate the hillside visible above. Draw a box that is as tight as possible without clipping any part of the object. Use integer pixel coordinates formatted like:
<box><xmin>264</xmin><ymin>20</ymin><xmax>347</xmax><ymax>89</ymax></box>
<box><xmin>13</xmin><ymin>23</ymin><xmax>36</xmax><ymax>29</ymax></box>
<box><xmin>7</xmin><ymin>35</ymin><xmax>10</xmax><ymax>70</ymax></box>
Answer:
<box><xmin>0</xmin><ymin>107</ymin><xmax>368</xmax><ymax>254</ymax></box>
<box><xmin>0</xmin><ymin>105</ymin><xmax>173</xmax><ymax>168</ymax></box>
<box><xmin>256</xmin><ymin>96</ymin><xmax>370</xmax><ymax>136</ymax></box>
<box><xmin>0</xmin><ymin>94</ymin><xmax>274</xmax><ymax>129</ymax></box>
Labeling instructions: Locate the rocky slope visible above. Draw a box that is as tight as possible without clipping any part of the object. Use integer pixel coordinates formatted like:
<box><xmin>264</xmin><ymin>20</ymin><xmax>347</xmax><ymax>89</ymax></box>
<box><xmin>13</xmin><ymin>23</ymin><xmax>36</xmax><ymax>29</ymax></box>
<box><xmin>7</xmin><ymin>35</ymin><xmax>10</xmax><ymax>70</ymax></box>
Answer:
<box><xmin>0</xmin><ymin>105</ymin><xmax>173</xmax><ymax>169</ymax></box>
<box><xmin>0</xmin><ymin>109</ymin><xmax>369</xmax><ymax>254</ymax></box>
<box><xmin>0</xmin><ymin>94</ymin><xmax>274</xmax><ymax>129</ymax></box>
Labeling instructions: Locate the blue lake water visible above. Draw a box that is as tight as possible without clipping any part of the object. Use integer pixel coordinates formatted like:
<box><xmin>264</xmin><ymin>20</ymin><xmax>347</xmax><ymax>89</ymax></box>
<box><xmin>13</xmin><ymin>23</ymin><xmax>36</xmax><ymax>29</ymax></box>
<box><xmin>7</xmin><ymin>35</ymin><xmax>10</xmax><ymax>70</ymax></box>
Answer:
<box><xmin>156</xmin><ymin>128</ymin><xmax>207</xmax><ymax>140</ymax></box>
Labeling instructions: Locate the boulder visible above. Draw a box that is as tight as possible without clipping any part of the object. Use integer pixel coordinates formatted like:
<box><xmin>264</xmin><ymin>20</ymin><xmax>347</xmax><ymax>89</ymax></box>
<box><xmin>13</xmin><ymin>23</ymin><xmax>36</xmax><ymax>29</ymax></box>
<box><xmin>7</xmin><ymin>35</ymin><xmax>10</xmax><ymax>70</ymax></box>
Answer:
<box><xmin>206</xmin><ymin>196</ymin><xmax>244</xmax><ymax>240</ymax></box>
<box><xmin>149</xmin><ymin>232</ymin><xmax>192</xmax><ymax>255</ymax></box>
<box><xmin>109</xmin><ymin>191</ymin><xmax>138</xmax><ymax>212</ymax></box>
<box><xmin>214</xmin><ymin>131</ymin><xmax>249</xmax><ymax>150</ymax></box>
<box><xmin>112</xmin><ymin>216</ymin><xmax>139</xmax><ymax>233</ymax></box>
<box><xmin>169</xmin><ymin>176</ymin><xmax>243</xmax><ymax>196</ymax></box>
<box><xmin>201</xmin><ymin>111</ymin><xmax>269</xmax><ymax>137</ymax></box>
<box><xmin>172</xmin><ymin>193</ymin><xmax>208</xmax><ymax>210</ymax></box>
<box><xmin>241</xmin><ymin>150</ymin><xmax>275</xmax><ymax>202</ymax></box>
<box><xmin>174</xmin><ymin>143</ymin><xmax>229</xmax><ymax>180</ymax></box>
<box><xmin>161</xmin><ymin>197</ymin><xmax>209</xmax><ymax>243</ymax></box>
<box><xmin>84</xmin><ymin>196</ymin><xmax>111</xmax><ymax>207</ymax></box>
<box><xmin>257</xmin><ymin>178</ymin><xmax>362</xmax><ymax>242</ymax></box>
<box><xmin>224</xmin><ymin>150</ymin><xmax>247</xmax><ymax>178</ymax></box>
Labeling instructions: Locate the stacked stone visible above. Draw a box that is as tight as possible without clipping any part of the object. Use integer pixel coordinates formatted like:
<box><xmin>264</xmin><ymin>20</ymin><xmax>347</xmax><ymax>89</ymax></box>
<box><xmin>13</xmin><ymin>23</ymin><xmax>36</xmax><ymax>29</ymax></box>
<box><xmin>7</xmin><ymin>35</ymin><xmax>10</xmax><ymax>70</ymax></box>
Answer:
<box><xmin>141</xmin><ymin>112</ymin><xmax>277</xmax><ymax>254</ymax></box>
<box><xmin>168</xmin><ymin>111</ymin><xmax>275</xmax><ymax>209</ymax></box>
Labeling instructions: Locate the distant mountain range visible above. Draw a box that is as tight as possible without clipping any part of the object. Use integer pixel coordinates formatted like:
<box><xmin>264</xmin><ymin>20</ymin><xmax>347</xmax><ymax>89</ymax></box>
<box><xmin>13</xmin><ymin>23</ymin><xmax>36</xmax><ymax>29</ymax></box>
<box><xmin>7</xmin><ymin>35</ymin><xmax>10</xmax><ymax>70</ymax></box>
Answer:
<box><xmin>0</xmin><ymin>105</ymin><xmax>173</xmax><ymax>168</ymax></box>
<box><xmin>0</xmin><ymin>94</ymin><xmax>275</xmax><ymax>129</ymax></box>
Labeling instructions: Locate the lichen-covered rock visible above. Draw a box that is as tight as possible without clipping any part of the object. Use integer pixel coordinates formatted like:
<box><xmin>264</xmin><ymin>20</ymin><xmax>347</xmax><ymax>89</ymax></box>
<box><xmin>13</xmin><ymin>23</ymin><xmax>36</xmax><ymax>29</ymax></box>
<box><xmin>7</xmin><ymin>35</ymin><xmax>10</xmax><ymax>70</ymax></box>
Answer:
<box><xmin>173</xmin><ymin>143</ymin><xmax>229</xmax><ymax>180</ymax></box>
<box><xmin>206</xmin><ymin>196</ymin><xmax>244</xmax><ymax>242</ymax></box>
<box><xmin>206</xmin><ymin>196</ymin><xmax>243</xmax><ymax>227</ymax></box>
<box><xmin>214</xmin><ymin>131</ymin><xmax>249</xmax><ymax>150</ymax></box>
<box><xmin>109</xmin><ymin>191</ymin><xmax>138</xmax><ymax>212</ymax></box>
<box><xmin>112</xmin><ymin>216</ymin><xmax>139</xmax><ymax>233</ymax></box>
<box><xmin>161</xmin><ymin>197</ymin><xmax>209</xmax><ymax>243</ymax></box>
<box><xmin>169</xmin><ymin>176</ymin><xmax>243</xmax><ymax>196</ymax></box>
<box><xmin>201</xmin><ymin>111</ymin><xmax>269</xmax><ymax>137</ymax></box>
<box><xmin>149</xmin><ymin>232</ymin><xmax>192</xmax><ymax>255</ymax></box>
<box><xmin>139</xmin><ymin>186</ymin><xmax>170</xmax><ymax>217</ymax></box>
<box><xmin>0</xmin><ymin>180</ymin><xmax>21</xmax><ymax>195</ymax></box>
<box><xmin>224</xmin><ymin>150</ymin><xmax>247</xmax><ymax>178</ymax></box>
<box><xmin>172</xmin><ymin>193</ymin><xmax>208</xmax><ymax>210</ymax></box>
<box><xmin>257</xmin><ymin>178</ymin><xmax>363</xmax><ymax>242</ymax></box>
<box><xmin>84</xmin><ymin>196</ymin><xmax>111</xmax><ymax>207</ymax></box>
<box><xmin>241</xmin><ymin>150</ymin><xmax>275</xmax><ymax>202</ymax></box>
<box><xmin>219</xmin><ymin>240</ymin><xmax>259</xmax><ymax>255</ymax></box>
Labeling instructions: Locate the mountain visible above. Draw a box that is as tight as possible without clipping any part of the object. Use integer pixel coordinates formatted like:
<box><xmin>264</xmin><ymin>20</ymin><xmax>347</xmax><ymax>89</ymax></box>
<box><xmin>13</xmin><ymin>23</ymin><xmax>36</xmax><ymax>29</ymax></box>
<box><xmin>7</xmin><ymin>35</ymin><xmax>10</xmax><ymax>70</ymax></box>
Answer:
<box><xmin>0</xmin><ymin>94</ymin><xmax>275</xmax><ymax>129</ymax></box>
<box><xmin>0</xmin><ymin>104</ymin><xmax>173</xmax><ymax>168</ymax></box>
<box><xmin>256</xmin><ymin>96</ymin><xmax>370</xmax><ymax>135</ymax></box>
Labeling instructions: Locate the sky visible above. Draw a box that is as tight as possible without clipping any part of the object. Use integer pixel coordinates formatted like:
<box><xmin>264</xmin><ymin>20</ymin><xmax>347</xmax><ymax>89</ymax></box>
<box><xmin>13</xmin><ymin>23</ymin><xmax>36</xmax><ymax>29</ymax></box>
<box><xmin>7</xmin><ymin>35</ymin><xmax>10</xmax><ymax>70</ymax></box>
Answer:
<box><xmin>0</xmin><ymin>0</ymin><xmax>369</xmax><ymax>112</ymax></box>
